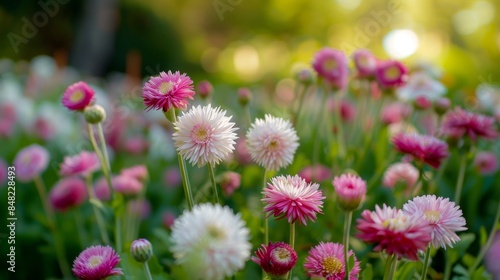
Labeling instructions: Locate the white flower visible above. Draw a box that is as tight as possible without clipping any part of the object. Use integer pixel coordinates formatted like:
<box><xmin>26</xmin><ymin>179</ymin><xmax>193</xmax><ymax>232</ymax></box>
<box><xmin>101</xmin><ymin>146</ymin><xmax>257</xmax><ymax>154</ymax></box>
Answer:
<box><xmin>173</xmin><ymin>104</ymin><xmax>238</xmax><ymax>167</ymax></box>
<box><xmin>170</xmin><ymin>203</ymin><xmax>251</xmax><ymax>280</ymax></box>
<box><xmin>246</xmin><ymin>115</ymin><xmax>299</xmax><ymax>171</ymax></box>
<box><xmin>397</xmin><ymin>72</ymin><xmax>446</xmax><ymax>101</ymax></box>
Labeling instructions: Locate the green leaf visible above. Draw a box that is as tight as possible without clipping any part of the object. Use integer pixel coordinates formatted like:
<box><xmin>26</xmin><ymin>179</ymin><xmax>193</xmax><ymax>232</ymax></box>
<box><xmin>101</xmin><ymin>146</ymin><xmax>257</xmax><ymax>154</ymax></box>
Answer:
<box><xmin>394</xmin><ymin>261</ymin><xmax>417</xmax><ymax>280</ymax></box>
<box><xmin>446</xmin><ymin>233</ymin><xmax>475</xmax><ymax>264</ymax></box>
<box><xmin>361</xmin><ymin>263</ymin><xmax>373</xmax><ymax>280</ymax></box>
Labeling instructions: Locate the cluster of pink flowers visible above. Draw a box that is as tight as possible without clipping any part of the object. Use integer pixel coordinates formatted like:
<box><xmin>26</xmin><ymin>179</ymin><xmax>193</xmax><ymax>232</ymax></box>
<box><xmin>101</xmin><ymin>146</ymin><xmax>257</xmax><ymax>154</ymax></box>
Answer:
<box><xmin>440</xmin><ymin>107</ymin><xmax>497</xmax><ymax>142</ymax></box>
<box><xmin>392</xmin><ymin>132</ymin><xmax>449</xmax><ymax>168</ymax></box>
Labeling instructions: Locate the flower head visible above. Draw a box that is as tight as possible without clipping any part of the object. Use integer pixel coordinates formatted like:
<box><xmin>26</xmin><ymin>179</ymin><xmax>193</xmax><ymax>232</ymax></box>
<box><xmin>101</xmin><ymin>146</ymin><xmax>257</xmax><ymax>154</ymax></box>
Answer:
<box><xmin>295</xmin><ymin>68</ymin><xmax>315</xmax><ymax>85</ymax></box>
<box><xmin>112</xmin><ymin>175</ymin><xmax>143</xmax><ymax>196</ymax></box>
<box><xmin>142</xmin><ymin>71</ymin><xmax>195</xmax><ymax>112</ymax></box>
<box><xmin>381</xmin><ymin>102</ymin><xmax>412</xmax><ymax>125</ymax></box>
<box><xmin>162</xmin><ymin>210</ymin><xmax>177</xmax><ymax>229</ymax></box>
<box><xmin>62</xmin><ymin>81</ymin><xmax>95</xmax><ymax>111</ymax></box>
<box><xmin>375</xmin><ymin>60</ymin><xmax>408</xmax><ymax>88</ymax></box>
<box><xmin>263</xmin><ymin>175</ymin><xmax>325</xmax><ymax>225</ymax></box>
<box><xmin>397</xmin><ymin>72</ymin><xmax>446</xmax><ymax>101</ymax></box>
<box><xmin>440</xmin><ymin>108</ymin><xmax>497</xmax><ymax>142</ymax></box>
<box><xmin>14</xmin><ymin>144</ymin><xmax>49</xmax><ymax>182</ymax></box>
<box><xmin>238</xmin><ymin>88</ymin><xmax>252</xmax><ymax>106</ymax></box>
<box><xmin>403</xmin><ymin>195</ymin><xmax>467</xmax><ymax>249</ymax></box>
<box><xmin>219</xmin><ymin>171</ymin><xmax>241</xmax><ymax>196</ymax></box>
<box><xmin>356</xmin><ymin>204</ymin><xmax>432</xmax><ymax>260</ymax></box>
<box><xmin>130</xmin><ymin>238</ymin><xmax>153</xmax><ymax>263</ymax></box>
<box><xmin>197</xmin><ymin>80</ymin><xmax>213</xmax><ymax>99</ymax></box>
<box><xmin>352</xmin><ymin>49</ymin><xmax>377</xmax><ymax>78</ymax></box>
<box><xmin>332</xmin><ymin>173</ymin><xmax>367</xmax><ymax>211</ymax></box>
<box><xmin>312</xmin><ymin>48</ymin><xmax>349</xmax><ymax>89</ymax></box>
<box><xmin>299</xmin><ymin>164</ymin><xmax>332</xmax><ymax>183</ymax></box>
<box><xmin>60</xmin><ymin>151</ymin><xmax>100</xmax><ymax>177</ymax></box>
<box><xmin>72</xmin><ymin>245</ymin><xmax>123</xmax><ymax>280</ymax></box>
<box><xmin>252</xmin><ymin>242</ymin><xmax>298</xmax><ymax>278</ymax></box>
<box><xmin>328</xmin><ymin>99</ymin><xmax>356</xmax><ymax>123</ymax></box>
<box><xmin>246</xmin><ymin>115</ymin><xmax>299</xmax><ymax>171</ymax></box>
<box><xmin>120</xmin><ymin>165</ymin><xmax>149</xmax><ymax>182</ymax></box>
<box><xmin>170</xmin><ymin>203</ymin><xmax>251</xmax><ymax>280</ymax></box>
<box><xmin>93</xmin><ymin>177</ymin><xmax>111</xmax><ymax>201</ymax></box>
<box><xmin>474</xmin><ymin>151</ymin><xmax>499</xmax><ymax>175</ymax></box>
<box><xmin>392</xmin><ymin>133</ymin><xmax>449</xmax><ymax>168</ymax></box>
<box><xmin>49</xmin><ymin>177</ymin><xmax>87</xmax><ymax>212</ymax></box>
<box><xmin>173</xmin><ymin>104</ymin><xmax>238</xmax><ymax>167</ymax></box>
<box><xmin>304</xmin><ymin>242</ymin><xmax>361</xmax><ymax>280</ymax></box>
<box><xmin>382</xmin><ymin>162</ymin><xmax>419</xmax><ymax>193</ymax></box>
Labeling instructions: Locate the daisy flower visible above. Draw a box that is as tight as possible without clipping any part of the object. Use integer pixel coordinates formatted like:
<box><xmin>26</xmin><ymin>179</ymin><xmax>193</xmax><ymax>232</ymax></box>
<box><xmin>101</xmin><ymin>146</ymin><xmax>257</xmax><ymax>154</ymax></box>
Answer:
<box><xmin>49</xmin><ymin>177</ymin><xmax>87</xmax><ymax>212</ymax></box>
<box><xmin>246</xmin><ymin>115</ymin><xmax>299</xmax><ymax>171</ymax></box>
<box><xmin>13</xmin><ymin>144</ymin><xmax>49</xmax><ymax>182</ymax></box>
<box><xmin>304</xmin><ymin>242</ymin><xmax>361</xmax><ymax>280</ymax></box>
<box><xmin>375</xmin><ymin>60</ymin><xmax>408</xmax><ymax>88</ymax></box>
<box><xmin>332</xmin><ymin>173</ymin><xmax>367</xmax><ymax>211</ymax></box>
<box><xmin>142</xmin><ymin>71</ymin><xmax>195</xmax><ymax>112</ymax></box>
<box><xmin>60</xmin><ymin>151</ymin><xmax>100</xmax><ymax>177</ymax></box>
<box><xmin>352</xmin><ymin>49</ymin><xmax>377</xmax><ymax>78</ymax></box>
<box><xmin>252</xmin><ymin>242</ymin><xmax>298</xmax><ymax>278</ymax></box>
<box><xmin>356</xmin><ymin>204</ymin><xmax>432</xmax><ymax>260</ymax></box>
<box><xmin>72</xmin><ymin>245</ymin><xmax>122</xmax><ymax>280</ymax></box>
<box><xmin>312</xmin><ymin>48</ymin><xmax>349</xmax><ymax>89</ymax></box>
<box><xmin>392</xmin><ymin>133</ymin><xmax>449</xmax><ymax>168</ymax></box>
<box><xmin>299</xmin><ymin>164</ymin><xmax>332</xmax><ymax>183</ymax></box>
<box><xmin>403</xmin><ymin>195</ymin><xmax>467</xmax><ymax>249</ymax></box>
<box><xmin>382</xmin><ymin>162</ymin><xmax>419</xmax><ymax>192</ymax></box>
<box><xmin>474</xmin><ymin>151</ymin><xmax>499</xmax><ymax>175</ymax></box>
<box><xmin>173</xmin><ymin>104</ymin><xmax>238</xmax><ymax>167</ymax></box>
<box><xmin>440</xmin><ymin>107</ymin><xmax>497</xmax><ymax>142</ymax></box>
<box><xmin>61</xmin><ymin>81</ymin><xmax>95</xmax><ymax>111</ymax></box>
<box><xmin>262</xmin><ymin>175</ymin><xmax>324</xmax><ymax>225</ymax></box>
<box><xmin>112</xmin><ymin>175</ymin><xmax>143</xmax><ymax>196</ymax></box>
<box><xmin>170</xmin><ymin>203</ymin><xmax>251</xmax><ymax>280</ymax></box>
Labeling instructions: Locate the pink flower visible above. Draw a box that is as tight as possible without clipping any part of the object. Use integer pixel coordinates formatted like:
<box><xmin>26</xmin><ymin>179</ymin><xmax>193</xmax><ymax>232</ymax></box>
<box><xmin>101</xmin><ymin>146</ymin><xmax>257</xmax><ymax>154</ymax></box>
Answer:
<box><xmin>93</xmin><ymin>177</ymin><xmax>111</xmax><ymax>201</ymax></box>
<box><xmin>485</xmin><ymin>231</ymin><xmax>500</xmax><ymax>279</ymax></box>
<box><xmin>123</xmin><ymin>136</ymin><xmax>149</xmax><ymax>155</ymax></box>
<box><xmin>397</xmin><ymin>72</ymin><xmax>446</xmax><ymax>101</ymax></box>
<box><xmin>142</xmin><ymin>71</ymin><xmax>195</xmax><ymax>112</ymax></box>
<box><xmin>392</xmin><ymin>133</ymin><xmax>449</xmax><ymax>168</ymax></box>
<box><xmin>163</xmin><ymin>167</ymin><xmax>181</xmax><ymax>189</ymax></box>
<box><xmin>312</xmin><ymin>48</ymin><xmax>349</xmax><ymax>89</ymax></box>
<box><xmin>252</xmin><ymin>242</ymin><xmax>298</xmax><ymax>277</ymax></box>
<box><xmin>403</xmin><ymin>195</ymin><xmax>467</xmax><ymax>249</ymax></box>
<box><xmin>375</xmin><ymin>60</ymin><xmax>408</xmax><ymax>88</ymax></box>
<box><xmin>434</xmin><ymin>97</ymin><xmax>451</xmax><ymax>115</ymax></box>
<box><xmin>262</xmin><ymin>175</ymin><xmax>325</xmax><ymax>225</ymax></box>
<box><xmin>295</xmin><ymin>68</ymin><xmax>315</xmax><ymax>85</ymax></box>
<box><xmin>332</xmin><ymin>173</ymin><xmax>367</xmax><ymax>211</ymax></box>
<box><xmin>382</xmin><ymin>162</ymin><xmax>419</xmax><ymax>193</ymax></box>
<box><xmin>474</xmin><ymin>151</ymin><xmax>499</xmax><ymax>175</ymax></box>
<box><xmin>197</xmin><ymin>80</ymin><xmax>213</xmax><ymax>98</ymax></box>
<box><xmin>304</xmin><ymin>242</ymin><xmax>361</xmax><ymax>280</ymax></box>
<box><xmin>60</xmin><ymin>151</ymin><xmax>100</xmax><ymax>177</ymax></box>
<box><xmin>219</xmin><ymin>171</ymin><xmax>241</xmax><ymax>196</ymax></box>
<box><xmin>14</xmin><ymin>144</ymin><xmax>49</xmax><ymax>182</ymax></box>
<box><xmin>356</xmin><ymin>204</ymin><xmax>432</xmax><ymax>260</ymax></box>
<box><xmin>414</xmin><ymin>95</ymin><xmax>432</xmax><ymax>110</ymax></box>
<box><xmin>112</xmin><ymin>175</ymin><xmax>143</xmax><ymax>196</ymax></box>
<box><xmin>72</xmin><ymin>245</ymin><xmax>123</xmax><ymax>280</ymax></box>
<box><xmin>127</xmin><ymin>199</ymin><xmax>151</xmax><ymax>220</ymax></box>
<box><xmin>237</xmin><ymin>88</ymin><xmax>252</xmax><ymax>106</ymax></box>
<box><xmin>62</xmin><ymin>81</ymin><xmax>95</xmax><ymax>111</ymax></box>
<box><xmin>235</xmin><ymin>137</ymin><xmax>253</xmax><ymax>165</ymax></box>
<box><xmin>162</xmin><ymin>210</ymin><xmax>177</xmax><ymax>229</ymax></box>
<box><xmin>33</xmin><ymin>117</ymin><xmax>55</xmax><ymax>140</ymax></box>
<box><xmin>440</xmin><ymin>108</ymin><xmax>497</xmax><ymax>142</ymax></box>
<box><xmin>352</xmin><ymin>49</ymin><xmax>377</xmax><ymax>78</ymax></box>
<box><xmin>49</xmin><ymin>177</ymin><xmax>87</xmax><ymax>212</ymax></box>
<box><xmin>328</xmin><ymin>99</ymin><xmax>356</xmax><ymax>123</ymax></box>
<box><xmin>299</xmin><ymin>164</ymin><xmax>332</xmax><ymax>183</ymax></box>
<box><xmin>381</xmin><ymin>102</ymin><xmax>412</xmax><ymax>125</ymax></box>
<box><xmin>120</xmin><ymin>165</ymin><xmax>148</xmax><ymax>182</ymax></box>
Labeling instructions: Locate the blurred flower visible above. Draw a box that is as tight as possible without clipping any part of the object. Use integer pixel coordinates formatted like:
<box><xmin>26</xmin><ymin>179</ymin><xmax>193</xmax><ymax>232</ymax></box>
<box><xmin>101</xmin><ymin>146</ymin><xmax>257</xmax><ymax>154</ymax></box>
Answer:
<box><xmin>163</xmin><ymin>167</ymin><xmax>181</xmax><ymax>189</ymax></box>
<box><xmin>299</xmin><ymin>164</ymin><xmax>332</xmax><ymax>183</ymax></box>
<box><xmin>237</xmin><ymin>88</ymin><xmax>252</xmax><ymax>106</ymax></box>
<box><xmin>295</xmin><ymin>68</ymin><xmax>315</xmax><ymax>85</ymax></box>
<box><xmin>356</xmin><ymin>204</ymin><xmax>432</xmax><ymax>260</ymax></box>
<box><xmin>173</xmin><ymin>104</ymin><xmax>238</xmax><ymax>167</ymax></box>
<box><xmin>93</xmin><ymin>177</ymin><xmax>111</xmax><ymax>201</ymax></box>
<box><xmin>332</xmin><ymin>173</ymin><xmax>367</xmax><ymax>212</ymax></box>
<box><xmin>375</xmin><ymin>60</ymin><xmax>408</xmax><ymax>88</ymax></box>
<box><xmin>440</xmin><ymin>108</ymin><xmax>497</xmax><ymax>142</ymax></box>
<box><xmin>162</xmin><ymin>210</ymin><xmax>177</xmax><ymax>230</ymax></box>
<box><xmin>312</xmin><ymin>48</ymin><xmax>349</xmax><ymax>89</ymax></box>
<box><xmin>142</xmin><ymin>71</ymin><xmax>195</xmax><ymax>112</ymax></box>
<box><xmin>60</xmin><ymin>151</ymin><xmax>100</xmax><ymax>177</ymax></box>
<box><xmin>121</xmin><ymin>165</ymin><xmax>148</xmax><ymax>182</ymax></box>
<box><xmin>14</xmin><ymin>144</ymin><xmax>49</xmax><ymax>182</ymax></box>
<box><xmin>72</xmin><ymin>245</ymin><xmax>122</xmax><ymax>280</ymax></box>
<box><xmin>485</xmin><ymin>231</ymin><xmax>500</xmax><ymax>279</ymax></box>
<box><xmin>219</xmin><ymin>171</ymin><xmax>241</xmax><ymax>196</ymax></box>
<box><xmin>246</xmin><ymin>115</ymin><xmax>299</xmax><ymax>171</ymax></box>
<box><xmin>397</xmin><ymin>72</ymin><xmax>446</xmax><ymax>101</ymax></box>
<box><xmin>112</xmin><ymin>175</ymin><xmax>143</xmax><ymax>196</ymax></box>
<box><xmin>32</xmin><ymin>116</ymin><xmax>55</xmax><ymax>140</ymax></box>
<box><xmin>304</xmin><ymin>242</ymin><xmax>360</xmax><ymax>280</ymax></box>
<box><xmin>414</xmin><ymin>96</ymin><xmax>432</xmax><ymax>110</ymax></box>
<box><xmin>403</xmin><ymin>195</ymin><xmax>467</xmax><ymax>249</ymax></box>
<box><xmin>252</xmin><ymin>242</ymin><xmax>297</xmax><ymax>278</ymax></box>
<box><xmin>49</xmin><ymin>177</ymin><xmax>87</xmax><ymax>212</ymax></box>
<box><xmin>0</xmin><ymin>159</ymin><xmax>7</xmax><ymax>187</ymax></box>
<box><xmin>61</xmin><ymin>81</ymin><xmax>95</xmax><ymax>111</ymax></box>
<box><xmin>235</xmin><ymin>137</ymin><xmax>253</xmax><ymax>165</ymax></box>
<box><xmin>130</xmin><ymin>238</ymin><xmax>153</xmax><ymax>263</ymax></box>
<box><xmin>392</xmin><ymin>133</ymin><xmax>449</xmax><ymax>168</ymax></box>
<box><xmin>197</xmin><ymin>80</ymin><xmax>213</xmax><ymax>99</ymax></box>
<box><xmin>474</xmin><ymin>152</ymin><xmax>499</xmax><ymax>175</ymax></box>
<box><xmin>328</xmin><ymin>99</ymin><xmax>356</xmax><ymax>122</ymax></box>
<box><xmin>434</xmin><ymin>97</ymin><xmax>451</xmax><ymax>115</ymax></box>
<box><xmin>381</xmin><ymin>102</ymin><xmax>412</xmax><ymax>125</ymax></box>
<box><xmin>263</xmin><ymin>175</ymin><xmax>324</xmax><ymax>225</ymax></box>
<box><xmin>170</xmin><ymin>203</ymin><xmax>251</xmax><ymax>280</ymax></box>
<box><xmin>382</xmin><ymin>162</ymin><xmax>419</xmax><ymax>193</ymax></box>
<box><xmin>352</xmin><ymin>49</ymin><xmax>377</xmax><ymax>78</ymax></box>
<box><xmin>127</xmin><ymin>199</ymin><xmax>151</xmax><ymax>220</ymax></box>
<box><xmin>387</xmin><ymin>122</ymin><xmax>417</xmax><ymax>138</ymax></box>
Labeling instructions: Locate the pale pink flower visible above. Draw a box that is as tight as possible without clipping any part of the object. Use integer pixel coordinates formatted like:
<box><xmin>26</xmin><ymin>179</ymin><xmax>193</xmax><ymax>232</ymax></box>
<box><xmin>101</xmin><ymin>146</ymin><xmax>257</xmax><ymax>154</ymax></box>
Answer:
<box><xmin>299</xmin><ymin>164</ymin><xmax>332</xmax><ymax>183</ymax></box>
<box><xmin>72</xmin><ymin>245</ymin><xmax>122</xmax><ymax>280</ymax></box>
<box><xmin>262</xmin><ymin>175</ymin><xmax>325</xmax><ymax>225</ymax></box>
<box><xmin>295</xmin><ymin>68</ymin><xmax>315</xmax><ymax>85</ymax></box>
<box><xmin>382</xmin><ymin>162</ymin><xmax>419</xmax><ymax>193</ymax></box>
<box><xmin>197</xmin><ymin>80</ymin><xmax>213</xmax><ymax>98</ymax></box>
<box><xmin>375</xmin><ymin>60</ymin><xmax>408</xmax><ymax>88</ymax></box>
<box><xmin>485</xmin><ymin>231</ymin><xmax>500</xmax><ymax>279</ymax></box>
<box><xmin>434</xmin><ymin>97</ymin><xmax>451</xmax><ymax>115</ymax></box>
<box><xmin>235</xmin><ymin>137</ymin><xmax>253</xmax><ymax>165</ymax></box>
<box><xmin>440</xmin><ymin>107</ymin><xmax>497</xmax><ymax>142</ymax></box>
<box><xmin>49</xmin><ymin>177</ymin><xmax>87</xmax><ymax>212</ymax></box>
<box><xmin>219</xmin><ymin>171</ymin><xmax>241</xmax><ymax>196</ymax></box>
<box><xmin>414</xmin><ymin>95</ymin><xmax>432</xmax><ymax>110</ymax></box>
<box><xmin>392</xmin><ymin>133</ymin><xmax>449</xmax><ymax>168</ymax></box>
<box><xmin>33</xmin><ymin>117</ymin><xmax>55</xmax><ymax>140</ymax></box>
<box><xmin>123</xmin><ymin>136</ymin><xmax>149</xmax><ymax>155</ymax></box>
<box><xmin>397</xmin><ymin>72</ymin><xmax>446</xmax><ymax>101</ymax></box>
<box><xmin>163</xmin><ymin>167</ymin><xmax>181</xmax><ymax>189</ymax></box>
<box><xmin>60</xmin><ymin>151</ymin><xmax>100</xmax><ymax>177</ymax></box>
<box><xmin>352</xmin><ymin>49</ymin><xmax>377</xmax><ymax>78</ymax></box>
<box><xmin>332</xmin><ymin>173</ymin><xmax>367</xmax><ymax>211</ymax></box>
<box><xmin>93</xmin><ymin>177</ymin><xmax>111</xmax><ymax>201</ymax></box>
<box><xmin>120</xmin><ymin>165</ymin><xmax>148</xmax><ymax>182</ymax></box>
<box><xmin>237</xmin><ymin>88</ymin><xmax>252</xmax><ymax>106</ymax></box>
<box><xmin>304</xmin><ymin>242</ymin><xmax>361</xmax><ymax>280</ymax></box>
<box><xmin>474</xmin><ymin>151</ymin><xmax>499</xmax><ymax>175</ymax></box>
<box><xmin>252</xmin><ymin>242</ymin><xmax>298</xmax><ymax>277</ymax></box>
<box><xmin>14</xmin><ymin>144</ymin><xmax>49</xmax><ymax>182</ymax></box>
<box><xmin>312</xmin><ymin>48</ymin><xmax>349</xmax><ymax>89</ymax></box>
<box><xmin>62</xmin><ymin>81</ymin><xmax>95</xmax><ymax>111</ymax></box>
<box><xmin>142</xmin><ymin>71</ymin><xmax>195</xmax><ymax>112</ymax></box>
<box><xmin>381</xmin><ymin>102</ymin><xmax>412</xmax><ymax>125</ymax></box>
<box><xmin>112</xmin><ymin>175</ymin><xmax>143</xmax><ymax>196</ymax></box>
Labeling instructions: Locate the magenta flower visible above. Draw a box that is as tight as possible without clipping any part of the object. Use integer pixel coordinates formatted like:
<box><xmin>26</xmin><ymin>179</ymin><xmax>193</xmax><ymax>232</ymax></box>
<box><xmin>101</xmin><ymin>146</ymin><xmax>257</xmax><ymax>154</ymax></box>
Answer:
<box><xmin>474</xmin><ymin>151</ymin><xmax>499</xmax><ymax>175</ymax></box>
<box><xmin>120</xmin><ymin>165</ymin><xmax>149</xmax><ymax>182</ymax></box>
<box><xmin>14</xmin><ymin>144</ymin><xmax>49</xmax><ymax>182</ymax></box>
<box><xmin>60</xmin><ymin>151</ymin><xmax>100</xmax><ymax>177</ymax></box>
<box><xmin>142</xmin><ymin>71</ymin><xmax>195</xmax><ymax>112</ymax></box>
<box><xmin>219</xmin><ymin>171</ymin><xmax>241</xmax><ymax>196</ymax></box>
<box><xmin>328</xmin><ymin>99</ymin><xmax>356</xmax><ymax>123</ymax></box>
<box><xmin>375</xmin><ymin>60</ymin><xmax>408</xmax><ymax>88</ymax></box>
<box><xmin>252</xmin><ymin>242</ymin><xmax>298</xmax><ymax>278</ymax></box>
<box><xmin>304</xmin><ymin>242</ymin><xmax>361</xmax><ymax>280</ymax></box>
<box><xmin>49</xmin><ymin>177</ymin><xmax>87</xmax><ymax>212</ymax></box>
<box><xmin>299</xmin><ymin>164</ymin><xmax>332</xmax><ymax>183</ymax></box>
<box><xmin>72</xmin><ymin>245</ymin><xmax>123</xmax><ymax>280</ymax></box>
<box><xmin>403</xmin><ymin>195</ymin><xmax>467</xmax><ymax>249</ymax></box>
<box><xmin>381</xmin><ymin>102</ymin><xmax>412</xmax><ymax>125</ymax></box>
<box><xmin>162</xmin><ymin>210</ymin><xmax>177</xmax><ymax>229</ymax></box>
<box><xmin>262</xmin><ymin>175</ymin><xmax>325</xmax><ymax>225</ymax></box>
<box><xmin>392</xmin><ymin>133</ymin><xmax>449</xmax><ymax>168</ymax></box>
<box><xmin>440</xmin><ymin>107</ymin><xmax>497</xmax><ymax>142</ymax></box>
<box><xmin>312</xmin><ymin>48</ymin><xmax>349</xmax><ymax>89</ymax></box>
<box><xmin>352</xmin><ymin>49</ymin><xmax>377</xmax><ymax>78</ymax></box>
<box><xmin>61</xmin><ymin>81</ymin><xmax>95</xmax><ymax>111</ymax></box>
<box><xmin>197</xmin><ymin>80</ymin><xmax>213</xmax><ymax>98</ymax></box>
<box><xmin>332</xmin><ymin>173</ymin><xmax>367</xmax><ymax>211</ymax></box>
<box><xmin>356</xmin><ymin>204</ymin><xmax>432</xmax><ymax>260</ymax></box>
<box><xmin>112</xmin><ymin>175</ymin><xmax>143</xmax><ymax>196</ymax></box>
<box><xmin>93</xmin><ymin>177</ymin><xmax>111</xmax><ymax>201</ymax></box>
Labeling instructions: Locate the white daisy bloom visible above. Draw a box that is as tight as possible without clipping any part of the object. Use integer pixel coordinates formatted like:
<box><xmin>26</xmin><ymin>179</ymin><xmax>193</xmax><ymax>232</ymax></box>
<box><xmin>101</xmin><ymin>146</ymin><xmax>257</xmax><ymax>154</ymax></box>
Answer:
<box><xmin>173</xmin><ymin>104</ymin><xmax>238</xmax><ymax>167</ymax></box>
<box><xmin>170</xmin><ymin>203</ymin><xmax>251</xmax><ymax>280</ymax></box>
<box><xmin>246</xmin><ymin>114</ymin><xmax>299</xmax><ymax>171</ymax></box>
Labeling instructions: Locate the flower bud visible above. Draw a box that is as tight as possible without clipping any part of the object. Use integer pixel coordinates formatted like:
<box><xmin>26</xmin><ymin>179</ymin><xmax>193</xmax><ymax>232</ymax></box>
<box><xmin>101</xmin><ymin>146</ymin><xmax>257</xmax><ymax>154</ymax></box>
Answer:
<box><xmin>295</xmin><ymin>68</ymin><xmax>315</xmax><ymax>85</ymax></box>
<box><xmin>84</xmin><ymin>104</ymin><xmax>106</xmax><ymax>124</ymax></box>
<box><xmin>130</xmin><ymin>238</ymin><xmax>153</xmax><ymax>262</ymax></box>
<box><xmin>434</xmin><ymin>97</ymin><xmax>451</xmax><ymax>115</ymax></box>
<box><xmin>197</xmin><ymin>80</ymin><xmax>213</xmax><ymax>99</ymax></box>
<box><xmin>237</xmin><ymin>88</ymin><xmax>252</xmax><ymax>106</ymax></box>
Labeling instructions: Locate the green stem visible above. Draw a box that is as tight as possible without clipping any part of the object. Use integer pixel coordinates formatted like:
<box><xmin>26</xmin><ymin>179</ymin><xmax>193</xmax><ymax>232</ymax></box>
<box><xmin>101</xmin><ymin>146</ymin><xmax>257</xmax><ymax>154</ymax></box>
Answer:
<box><xmin>383</xmin><ymin>254</ymin><xmax>394</xmax><ymax>280</ymax></box>
<box><xmin>143</xmin><ymin>262</ymin><xmax>153</xmax><ymax>280</ymax></box>
<box><xmin>333</xmin><ymin>90</ymin><xmax>346</xmax><ymax>159</ymax></box>
<box><xmin>421</xmin><ymin>246</ymin><xmax>431</xmax><ymax>280</ymax></box>
<box><xmin>388</xmin><ymin>258</ymin><xmax>398</xmax><ymax>280</ymax></box>
<box><xmin>312</xmin><ymin>85</ymin><xmax>329</xmax><ymax>165</ymax></box>
<box><xmin>73</xmin><ymin>210</ymin><xmax>87</xmax><ymax>249</ymax></box>
<box><xmin>454</xmin><ymin>152</ymin><xmax>467</xmax><ymax>204</ymax></box>
<box><xmin>208</xmin><ymin>163</ymin><xmax>220</xmax><ymax>204</ymax></box>
<box><xmin>244</xmin><ymin>105</ymin><xmax>252</xmax><ymax>131</ymax></box>
<box><xmin>34</xmin><ymin>176</ymin><xmax>71</xmax><ymax>279</ymax></box>
<box><xmin>169</xmin><ymin>109</ymin><xmax>194</xmax><ymax>210</ymax></box>
<box><xmin>367</xmin><ymin>151</ymin><xmax>396</xmax><ymax>191</ymax></box>
<box><xmin>343</xmin><ymin>211</ymin><xmax>353</xmax><ymax>280</ymax></box>
<box><xmin>288</xmin><ymin>222</ymin><xmax>295</xmax><ymax>280</ymax></box>
<box><xmin>263</xmin><ymin>169</ymin><xmax>269</xmax><ymax>280</ymax></box>
<box><xmin>85</xmin><ymin>175</ymin><xmax>110</xmax><ymax>244</ymax></box>
<box><xmin>294</xmin><ymin>84</ymin><xmax>309</xmax><ymax>128</ymax></box>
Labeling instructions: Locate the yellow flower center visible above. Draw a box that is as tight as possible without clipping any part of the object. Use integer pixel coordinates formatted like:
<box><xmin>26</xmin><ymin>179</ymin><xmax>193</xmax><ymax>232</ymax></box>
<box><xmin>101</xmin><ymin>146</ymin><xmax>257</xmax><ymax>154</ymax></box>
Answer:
<box><xmin>322</xmin><ymin>256</ymin><xmax>342</xmax><ymax>274</ymax></box>
<box><xmin>424</xmin><ymin>210</ymin><xmax>440</xmax><ymax>223</ymax></box>
<box><xmin>323</xmin><ymin>59</ymin><xmax>337</xmax><ymax>71</ymax></box>
<box><xmin>158</xmin><ymin>82</ymin><xmax>174</xmax><ymax>94</ymax></box>
<box><xmin>272</xmin><ymin>247</ymin><xmax>291</xmax><ymax>263</ymax></box>
<box><xmin>267</xmin><ymin>138</ymin><xmax>280</xmax><ymax>151</ymax></box>
<box><xmin>87</xmin><ymin>256</ymin><xmax>103</xmax><ymax>268</ymax></box>
<box><xmin>382</xmin><ymin>217</ymin><xmax>407</xmax><ymax>230</ymax></box>
<box><xmin>191</xmin><ymin>124</ymin><xmax>211</xmax><ymax>144</ymax></box>
<box><xmin>384</xmin><ymin>66</ymin><xmax>401</xmax><ymax>80</ymax></box>
<box><xmin>70</xmin><ymin>90</ymin><xmax>84</xmax><ymax>102</ymax></box>
<box><xmin>207</xmin><ymin>225</ymin><xmax>226</xmax><ymax>240</ymax></box>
